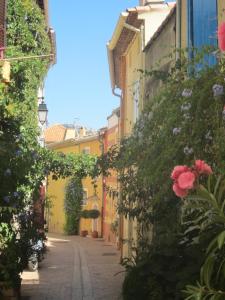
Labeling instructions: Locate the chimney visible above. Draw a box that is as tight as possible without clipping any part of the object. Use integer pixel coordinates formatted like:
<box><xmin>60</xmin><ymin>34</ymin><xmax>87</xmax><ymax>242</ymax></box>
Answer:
<box><xmin>139</xmin><ymin>0</ymin><xmax>165</xmax><ymax>5</ymax></box>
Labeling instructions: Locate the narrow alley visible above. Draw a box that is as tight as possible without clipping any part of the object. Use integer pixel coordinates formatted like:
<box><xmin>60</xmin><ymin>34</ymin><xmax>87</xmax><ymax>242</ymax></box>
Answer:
<box><xmin>21</xmin><ymin>235</ymin><xmax>124</xmax><ymax>300</ymax></box>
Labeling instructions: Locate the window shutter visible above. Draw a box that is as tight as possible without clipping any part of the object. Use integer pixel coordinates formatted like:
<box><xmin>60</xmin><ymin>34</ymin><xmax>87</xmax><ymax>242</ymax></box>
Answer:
<box><xmin>0</xmin><ymin>0</ymin><xmax>6</xmax><ymax>48</ymax></box>
<box><xmin>187</xmin><ymin>0</ymin><xmax>218</xmax><ymax>67</ymax></box>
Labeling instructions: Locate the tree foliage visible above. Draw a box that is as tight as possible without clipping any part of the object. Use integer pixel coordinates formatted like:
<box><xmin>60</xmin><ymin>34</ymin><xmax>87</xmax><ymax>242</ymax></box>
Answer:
<box><xmin>0</xmin><ymin>0</ymin><xmax>97</xmax><ymax>291</ymax></box>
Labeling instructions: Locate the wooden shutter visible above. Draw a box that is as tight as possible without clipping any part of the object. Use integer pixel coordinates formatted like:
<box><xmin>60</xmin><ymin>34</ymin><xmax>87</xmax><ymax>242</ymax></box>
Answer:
<box><xmin>0</xmin><ymin>0</ymin><xmax>6</xmax><ymax>48</ymax></box>
<box><xmin>187</xmin><ymin>0</ymin><xmax>218</xmax><ymax>66</ymax></box>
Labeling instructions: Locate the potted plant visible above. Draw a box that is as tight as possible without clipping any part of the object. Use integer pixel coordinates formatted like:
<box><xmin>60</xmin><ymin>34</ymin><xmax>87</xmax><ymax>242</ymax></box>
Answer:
<box><xmin>80</xmin><ymin>230</ymin><xmax>88</xmax><ymax>237</ymax></box>
<box><xmin>89</xmin><ymin>210</ymin><xmax>100</xmax><ymax>238</ymax></box>
<box><xmin>91</xmin><ymin>230</ymin><xmax>98</xmax><ymax>238</ymax></box>
<box><xmin>80</xmin><ymin>209</ymin><xmax>100</xmax><ymax>238</ymax></box>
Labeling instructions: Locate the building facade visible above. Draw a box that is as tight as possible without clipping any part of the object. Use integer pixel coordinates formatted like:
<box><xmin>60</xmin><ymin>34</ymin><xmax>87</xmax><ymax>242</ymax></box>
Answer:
<box><xmin>102</xmin><ymin>108</ymin><xmax>120</xmax><ymax>245</ymax></box>
<box><xmin>107</xmin><ymin>0</ymin><xmax>175</xmax><ymax>258</ymax></box>
<box><xmin>46</xmin><ymin>134</ymin><xmax>103</xmax><ymax>236</ymax></box>
<box><xmin>144</xmin><ymin>5</ymin><xmax>176</xmax><ymax>104</ymax></box>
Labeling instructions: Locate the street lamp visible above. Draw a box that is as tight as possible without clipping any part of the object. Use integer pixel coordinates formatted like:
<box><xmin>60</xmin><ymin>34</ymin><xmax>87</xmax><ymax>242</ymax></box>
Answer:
<box><xmin>37</xmin><ymin>87</ymin><xmax>48</xmax><ymax>126</ymax></box>
<box><xmin>38</xmin><ymin>101</ymin><xmax>48</xmax><ymax>126</ymax></box>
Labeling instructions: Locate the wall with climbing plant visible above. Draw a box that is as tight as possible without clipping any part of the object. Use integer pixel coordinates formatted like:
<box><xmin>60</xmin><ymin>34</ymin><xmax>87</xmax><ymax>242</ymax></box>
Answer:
<box><xmin>0</xmin><ymin>0</ymin><xmax>98</xmax><ymax>295</ymax></box>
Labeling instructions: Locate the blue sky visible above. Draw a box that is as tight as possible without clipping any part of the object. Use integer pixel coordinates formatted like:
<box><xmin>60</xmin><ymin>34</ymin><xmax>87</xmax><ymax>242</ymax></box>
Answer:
<box><xmin>46</xmin><ymin>1</ymin><xmax>173</xmax><ymax>129</ymax></box>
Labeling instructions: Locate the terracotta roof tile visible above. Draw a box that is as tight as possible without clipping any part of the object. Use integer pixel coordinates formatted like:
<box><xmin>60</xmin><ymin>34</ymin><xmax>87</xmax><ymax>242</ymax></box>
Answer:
<box><xmin>44</xmin><ymin>124</ymin><xmax>66</xmax><ymax>144</ymax></box>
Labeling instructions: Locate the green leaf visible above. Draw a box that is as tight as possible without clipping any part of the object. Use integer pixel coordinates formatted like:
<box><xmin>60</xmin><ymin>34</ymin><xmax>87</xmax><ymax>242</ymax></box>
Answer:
<box><xmin>201</xmin><ymin>255</ymin><xmax>215</xmax><ymax>288</ymax></box>
<box><xmin>217</xmin><ymin>230</ymin><xmax>225</xmax><ymax>249</ymax></box>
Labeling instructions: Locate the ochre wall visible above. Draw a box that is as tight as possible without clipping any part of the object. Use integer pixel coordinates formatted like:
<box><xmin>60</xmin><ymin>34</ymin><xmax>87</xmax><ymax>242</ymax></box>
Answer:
<box><xmin>47</xmin><ymin>138</ymin><xmax>103</xmax><ymax>236</ymax></box>
<box><xmin>218</xmin><ymin>0</ymin><xmax>225</xmax><ymax>24</ymax></box>
<box><xmin>144</xmin><ymin>12</ymin><xmax>176</xmax><ymax>104</ymax></box>
<box><xmin>124</xmin><ymin>33</ymin><xmax>143</xmax><ymax>136</ymax></box>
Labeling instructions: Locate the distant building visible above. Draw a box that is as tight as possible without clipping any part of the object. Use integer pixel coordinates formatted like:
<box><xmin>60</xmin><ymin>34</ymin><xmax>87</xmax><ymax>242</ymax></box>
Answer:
<box><xmin>44</xmin><ymin>124</ymin><xmax>97</xmax><ymax>145</ymax></box>
<box><xmin>102</xmin><ymin>108</ymin><xmax>120</xmax><ymax>245</ymax></box>
<box><xmin>46</xmin><ymin>128</ymin><xmax>103</xmax><ymax>236</ymax></box>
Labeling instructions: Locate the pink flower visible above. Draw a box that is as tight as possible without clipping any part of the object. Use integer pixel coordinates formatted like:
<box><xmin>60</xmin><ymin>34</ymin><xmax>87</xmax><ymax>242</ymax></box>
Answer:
<box><xmin>173</xmin><ymin>182</ymin><xmax>188</xmax><ymax>198</ymax></box>
<box><xmin>218</xmin><ymin>22</ymin><xmax>225</xmax><ymax>51</ymax></box>
<box><xmin>171</xmin><ymin>165</ymin><xmax>189</xmax><ymax>180</ymax></box>
<box><xmin>195</xmin><ymin>160</ymin><xmax>212</xmax><ymax>175</ymax></box>
<box><xmin>177</xmin><ymin>171</ymin><xmax>196</xmax><ymax>190</ymax></box>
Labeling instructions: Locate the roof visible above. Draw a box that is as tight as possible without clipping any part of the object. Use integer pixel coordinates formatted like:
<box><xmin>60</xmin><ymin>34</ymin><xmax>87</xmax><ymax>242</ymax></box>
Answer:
<box><xmin>46</xmin><ymin>134</ymin><xmax>100</xmax><ymax>150</ymax></box>
<box><xmin>44</xmin><ymin>124</ymin><xmax>67</xmax><ymax>144</ymax></box>
<box><xmin>36</xmin><ymin>0</ymin><xmax>57</xmax><ymax>66</ymax></box>
<box><xmin>107</xmin><ymin>107</ymin><xmax>120</xmax><ymax>120</ymax></box>
<box><xmin>107</xmin><ymin>2</ymin><xmax>175</xmax><ymax>91</ymax></box>
<box><xmin>44</xmin><ymin>124</ymin><xmax>98</xmax><ymax>145</ymax></box>
<box><xmin>36</xmin><ymin>0</ymin><xmax>49</xmax><ymax>27</ymax></box>
<box><xmin>144</xmin><ymin>4</ymin><xmax>176</xmax><ymax>52</ymax></box>
<box><xmin>107</xmin><ymin>9</ymin><xmax>143</xmax><ymax>90</ymax></box>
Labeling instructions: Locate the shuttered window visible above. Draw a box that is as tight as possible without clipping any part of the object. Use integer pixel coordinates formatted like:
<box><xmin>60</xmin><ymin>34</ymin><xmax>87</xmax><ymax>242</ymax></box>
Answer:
<box><xmin>187</xmin><ymin>0</ymin><xmax>218</xmax><ymax>67</ymax></box>
<box><xmin>0</xmin><ymin>0</ymin><xmax>6</xmax><ymax>48</ymax></box>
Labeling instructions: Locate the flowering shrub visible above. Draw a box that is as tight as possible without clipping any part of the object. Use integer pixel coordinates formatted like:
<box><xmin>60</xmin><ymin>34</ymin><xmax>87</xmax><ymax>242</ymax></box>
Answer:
<box><xmin>99</xmin><ymin>45</ymin><xmax>225</xmax><ymax>299</ymax></box>
<box><xmin>218</xmin><ymin>22</ymin><xmax>225</xmax><ymax>52</ymax></box>
<box><xmin>171</xmin><ymin>160</ymin><xmax>212</xmax><ymax>197</ymax></box>
<box><xmin>171</xmin><ymin>161</ymin><xmax>225</xmax><ymax>299</ymax></box>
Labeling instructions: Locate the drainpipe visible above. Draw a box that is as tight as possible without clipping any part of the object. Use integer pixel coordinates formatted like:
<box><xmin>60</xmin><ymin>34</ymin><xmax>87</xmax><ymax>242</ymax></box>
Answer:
<box><xmin>176</xmin><ymin>0</ymin><xmax>182</xmax><ymax>60</ymax></box>
<box><xmin>113</xmin><ymin>87</ymin><xmax>121</xmax><ymax>98</ymax></box>
<box><xmin>98</xmin><ymin>129</ymin><xmax>106</xmax><ymax>238</ymax></box>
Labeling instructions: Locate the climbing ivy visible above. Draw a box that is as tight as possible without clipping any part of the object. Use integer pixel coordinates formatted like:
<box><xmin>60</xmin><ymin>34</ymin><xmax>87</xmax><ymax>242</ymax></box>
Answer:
<box><xmin>64</xmin><ymin>177</ymin><xmax>83</xmax><ymax>235</ymax></box>
<box><xmin>0</xmin><ymin>0</ymin><xmax>97</xmax><ymax>292</ymax></box>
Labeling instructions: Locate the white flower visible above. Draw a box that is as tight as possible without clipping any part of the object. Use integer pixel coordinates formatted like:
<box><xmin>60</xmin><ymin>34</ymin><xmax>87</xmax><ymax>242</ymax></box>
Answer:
<box><xmin>4</xmin><ymin>168</ymin><xmax>11</xmax><ymax>176</ymax></box>
<box><xmin>172</xmin><ymin>128</ymin><xmax>181</xmax><ymax>135</ymax></box>
<box><xmin>183</xmin><ymin>146</ymin><xmax>193</xmax><ymax>155</ymax></box>
<box><xmin>183</xmin><ymin>113</ymin><xmax>191</xmax><ymax>120</ymax></box>
<box><xmin>205</xmin><ymin>131</ymin><xmax>213</xmax><ymax>140</ymax></box>
<box><xmin>181</xmin><ymin>103</ymin><xmax>192</xmax><ymax>112</ymax></box>
<box><xmin>182</xmin><ymin>89</ymin><xmax>192</xmax><ymax>98</ymax></box>
<box><xmin>212</xmin><ymin>84</ymin><xmax>224</xmax><ymax>97</ymax></box>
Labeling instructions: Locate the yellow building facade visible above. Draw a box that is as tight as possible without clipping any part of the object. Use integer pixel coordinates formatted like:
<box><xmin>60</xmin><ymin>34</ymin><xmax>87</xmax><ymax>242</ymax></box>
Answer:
<box><xmin>107</xmin><ymin>2</ymin><xmax>174</xmax><ymax>258</ymax></box>
<box><xmin>46</xmin><ymin>135</ymin><xmax>103</xmax><ymax>236</ymax></box>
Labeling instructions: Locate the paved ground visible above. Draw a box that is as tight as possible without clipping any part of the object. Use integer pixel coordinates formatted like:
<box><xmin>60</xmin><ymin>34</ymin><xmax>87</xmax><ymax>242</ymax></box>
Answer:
<box><xmin>21</xmin><ymin>234</ymin><xmax>124</xmax><ymax>300</ymax></box>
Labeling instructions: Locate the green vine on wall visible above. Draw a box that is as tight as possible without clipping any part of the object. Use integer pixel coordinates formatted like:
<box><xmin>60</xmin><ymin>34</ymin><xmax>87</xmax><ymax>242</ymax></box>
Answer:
<box><xmin>64</xmin><ymin>177</ymin><xmax>83</xmax><ymax>235</ymax></box>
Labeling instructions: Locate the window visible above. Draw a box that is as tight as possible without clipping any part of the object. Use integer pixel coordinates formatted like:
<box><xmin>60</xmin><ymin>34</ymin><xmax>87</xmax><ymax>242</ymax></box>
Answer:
<box><xmin>82</xmin><ymin>189</ymin><xmax>88</xmax><ymax>206</ymax></box>
<box><xmin>82</xmin><ymin>147</ymin><xmax>90</xmax><ymax>155</ymax></box>
<box><xmin>133</xmin><ymin>81</ymin><xmax>140</xmax><ymax>122</ymax></box>
<box><xmin>187</xmin><ymin>0</ymin><xmax>218</xmax><ymax>68</ymax></box>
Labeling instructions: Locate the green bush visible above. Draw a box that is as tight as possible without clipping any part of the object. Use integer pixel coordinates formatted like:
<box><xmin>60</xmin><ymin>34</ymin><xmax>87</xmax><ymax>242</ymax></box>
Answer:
<box><xmin>81</xmin><ymin>209</ymin><xmax>100</xmax><ymax>219</ymax></box>
<box><xmin>99</xmin><ymin>50</ymin><xmax>225</xmax><ymax>299</ymax></box>
<box><xmin>122</xmin><ymin>262</ymin><xmax>163</xmax><ymax>300</ymax></box>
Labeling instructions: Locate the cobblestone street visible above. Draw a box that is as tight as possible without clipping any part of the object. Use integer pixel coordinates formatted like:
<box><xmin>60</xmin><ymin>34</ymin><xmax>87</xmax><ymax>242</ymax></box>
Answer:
<box><xmin>21</xmin><ymin>235</ymin><xmax>124</xmax><ymax>300</ymax></box>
